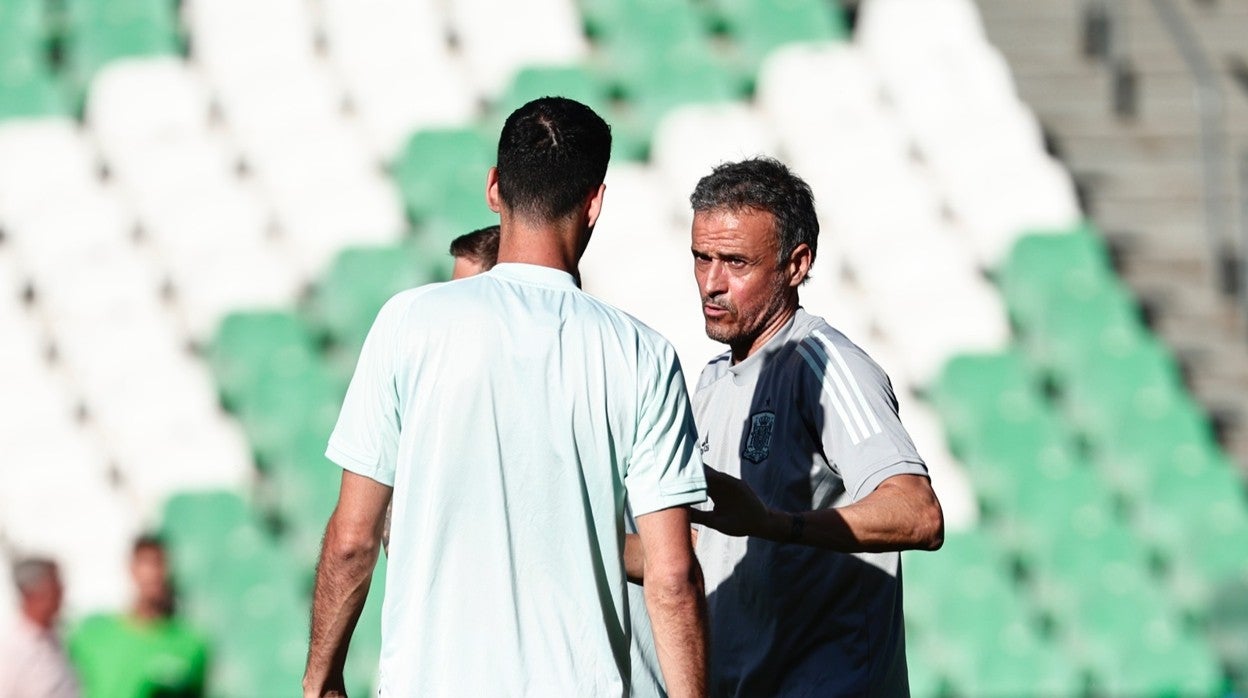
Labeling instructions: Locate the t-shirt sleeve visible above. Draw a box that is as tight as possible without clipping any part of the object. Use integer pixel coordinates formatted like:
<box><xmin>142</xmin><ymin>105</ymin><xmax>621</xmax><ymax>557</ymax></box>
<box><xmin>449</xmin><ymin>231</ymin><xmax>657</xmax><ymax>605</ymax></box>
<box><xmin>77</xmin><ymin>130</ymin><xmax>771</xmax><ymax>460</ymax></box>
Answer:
<box><xmin>796</xmin><ymin>329</ymin><xmax>928</xmax><ymax>501</ymax></box>
<box><xmin>624</xmin><ymin>338</ymin><xmax>708</xmax><ymax>517</ymax></box>
<box><xmin>326</xmin><ymin>293</ymin><xmax>408</xmax><ymax>487</ymax></box>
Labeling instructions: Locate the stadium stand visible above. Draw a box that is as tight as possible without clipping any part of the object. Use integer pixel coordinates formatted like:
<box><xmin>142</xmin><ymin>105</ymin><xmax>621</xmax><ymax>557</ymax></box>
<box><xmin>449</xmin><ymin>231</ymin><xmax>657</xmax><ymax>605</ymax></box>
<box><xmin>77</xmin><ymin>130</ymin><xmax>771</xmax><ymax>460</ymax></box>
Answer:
<box><xmin>1</xmin><ymin>0</ymin><xmax>1244</xmax><ymax>694</ymax></box>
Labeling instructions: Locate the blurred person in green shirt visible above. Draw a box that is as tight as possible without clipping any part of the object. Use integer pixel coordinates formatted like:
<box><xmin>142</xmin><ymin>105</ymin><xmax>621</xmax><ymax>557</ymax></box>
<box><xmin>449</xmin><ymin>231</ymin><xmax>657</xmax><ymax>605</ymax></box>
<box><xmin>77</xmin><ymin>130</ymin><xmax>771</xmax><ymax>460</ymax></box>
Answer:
<box><xmin>68</xmin><ymin>536</ymin><xmax>208</xmax><ymax>698</ymax></box>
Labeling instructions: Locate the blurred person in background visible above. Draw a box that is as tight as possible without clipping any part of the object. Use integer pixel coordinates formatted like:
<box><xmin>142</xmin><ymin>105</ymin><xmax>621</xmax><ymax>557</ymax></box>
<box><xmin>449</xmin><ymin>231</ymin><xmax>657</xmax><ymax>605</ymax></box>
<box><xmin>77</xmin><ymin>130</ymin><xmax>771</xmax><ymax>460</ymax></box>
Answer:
<box><xmin>381</xmin><ymin>223</ymin><xmax>501</xmax><ymax>555</ymax></box>
<box><xmin>68</xmin><ymin>536</ymin><xmax>207</xmax><ymax>698</ymax></box>
<box><xmin>304</xmin><ymin>96</ymin><xmax>709</xmax><ymax>698</ymax></box>
<box><xmin>629</xmin><ymin>157</ymin><xmax>944</xmax><ymax>696</ymax></box>
<box><xmin>0</xmin><ymin>557</ymin><xmax>80</xmax><ymax>698</ymax></box>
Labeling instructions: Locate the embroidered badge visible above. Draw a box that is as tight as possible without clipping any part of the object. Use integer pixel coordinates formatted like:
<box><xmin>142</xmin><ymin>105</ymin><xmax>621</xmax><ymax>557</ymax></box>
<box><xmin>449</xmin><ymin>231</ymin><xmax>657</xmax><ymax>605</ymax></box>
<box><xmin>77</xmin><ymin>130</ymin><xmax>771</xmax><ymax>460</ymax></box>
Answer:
<box><xmin>743</xmin><ymin>411</ymin><xmax>775</xmax><ymax>463</ymax></box>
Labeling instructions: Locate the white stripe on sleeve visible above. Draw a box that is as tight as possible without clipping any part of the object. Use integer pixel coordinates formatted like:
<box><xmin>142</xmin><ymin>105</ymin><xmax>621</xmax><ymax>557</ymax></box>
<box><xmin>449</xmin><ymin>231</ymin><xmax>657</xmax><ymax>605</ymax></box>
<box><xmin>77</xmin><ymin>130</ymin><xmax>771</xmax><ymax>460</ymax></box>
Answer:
<box><xmin>812</xmin><ymin>330</ymin><xmax>883</xmax><ymax>437</ymax></box>
<box><xmin>797</xmin><ymin>342</ymin><xmax>865</xmax><ymax>445</ymax></box>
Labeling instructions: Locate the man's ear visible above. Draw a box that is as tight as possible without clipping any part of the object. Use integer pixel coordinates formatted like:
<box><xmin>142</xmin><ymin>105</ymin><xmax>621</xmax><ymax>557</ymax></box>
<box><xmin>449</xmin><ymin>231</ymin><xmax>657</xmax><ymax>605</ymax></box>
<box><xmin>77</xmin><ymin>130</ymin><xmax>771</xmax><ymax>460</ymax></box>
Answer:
<box><xmin>486</xmin><ymin>167</ymin><xmax>502</xmax><ymax>213</ymax></box>
<box><xmin>585</xmin><ymin>183</ymin><xmax>606</xmax><ymax>229</ymax></box>
<box><xmin>787</xmin><ymin>243</ymin><xmax>812</xmax><ymax>287</ymax></box>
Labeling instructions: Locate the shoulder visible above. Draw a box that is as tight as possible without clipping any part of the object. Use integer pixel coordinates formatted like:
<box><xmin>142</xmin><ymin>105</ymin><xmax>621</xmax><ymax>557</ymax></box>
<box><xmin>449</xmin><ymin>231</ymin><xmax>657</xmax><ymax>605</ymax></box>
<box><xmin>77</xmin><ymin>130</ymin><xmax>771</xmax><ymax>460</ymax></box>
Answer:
<box><xmin>579</xmin><ymin>293</ymin><xmax>684</xmax><ymax>366</ymax></box>
<box><xmin>790</xmin><ymin>313</ymin><xmax>890</xmax><ymax>392</ymax></box>
<box><xmin>695</xmin><ymin>351</ymin><xmax>732</xmax><ymax>393</ymax></box>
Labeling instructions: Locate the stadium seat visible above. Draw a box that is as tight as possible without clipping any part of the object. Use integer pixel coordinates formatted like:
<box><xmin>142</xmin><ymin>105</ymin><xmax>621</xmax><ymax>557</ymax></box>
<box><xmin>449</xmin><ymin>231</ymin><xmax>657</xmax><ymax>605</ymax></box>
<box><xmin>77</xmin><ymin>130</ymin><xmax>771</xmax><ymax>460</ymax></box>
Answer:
<box><xmin>208</xmin><ymin>311</ymin><xmax>321</xmax><ymax>411</ymax></box>
<box><xmin>1057</xmin><ymin>331</ymin><xmax>1186</xmax><ymax>441</ymax></box>
<box><xmin>715</xmin><ymin>0</ymin><xmax>848</xmax><ymax>78</ymax></box>
<box><xmin>0</xmin><ymin>0</ymin><xmax>45</xmax><ymax>65</ymax></box>
<box><xmin>997</xmin><ymin>225</ymin><xmax>1114</xmax><ymax>329</ymax></box>
<box><xmin>63</xmin><ymin>0</ymin><xmax>181</xmax><ymax>91</ymax></box>
<box><xmin>0</xmin><ymin>60</ymin><xmax>70</xmax><ymax>121</ymax></box>
<box><xmin>446</xmin><ymin>0</ymin><xmax>587</xmax><ymax>98</ymax></box>
<box><xmin>0</xmin><ymin>120</ymin><xmax>102</xmax><ymax>225</ymax></box>
<box><xmin>305</xmin><ymin>243</ymin><xmax>446</xmax><ymax>351</ymax></box>
<box><xmin>650</xmin><ymin>103</ymin><xmax>779</xmax><ymax>214</ymax></box>
<box><xmin>925</xmin><ymin>351</ymin><xmax>1048</xmax><ymax>457</ymax></box>
<box><xmin>392</xmin><ymin>128</ymin><xmax>498</xmax><ymax>245</ymax></box>
<box><xmin>320</xmin><ymin>0</ymin><xmax>477</xmax><ymax>160</ymax></box>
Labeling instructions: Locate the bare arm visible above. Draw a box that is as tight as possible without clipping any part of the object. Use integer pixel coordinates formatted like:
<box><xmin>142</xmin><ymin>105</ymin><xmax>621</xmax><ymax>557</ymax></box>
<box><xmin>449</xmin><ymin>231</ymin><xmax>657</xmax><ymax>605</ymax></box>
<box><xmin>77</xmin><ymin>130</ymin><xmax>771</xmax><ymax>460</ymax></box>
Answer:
<box><xmin>304</xmin><ymin>471</ymin><xmax>393</xmax><ymax>698</ymax></box>
<box><xmin>623</xmin><ymin>528</ymin><xmax>697</xmax><ymax>583</ymax></box>
<box><xmin>633</xmin><ymin>506</ymin><xmax>709</xmax><ymax>698</ymax></box>
<box><xmin>689</xmin><ymin>468</ymin><xmax>943</xmax><ymax>552</ymax></box>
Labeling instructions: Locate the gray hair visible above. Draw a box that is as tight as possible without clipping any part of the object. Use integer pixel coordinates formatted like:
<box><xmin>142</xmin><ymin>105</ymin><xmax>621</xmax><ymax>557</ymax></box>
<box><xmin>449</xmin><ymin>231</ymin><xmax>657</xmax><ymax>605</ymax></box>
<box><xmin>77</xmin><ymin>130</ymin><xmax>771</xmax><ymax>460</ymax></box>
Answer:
<box><xmin>12</xmin><ymin>558</ymin><xmax>57</xmax><ymax>597</ymax></box>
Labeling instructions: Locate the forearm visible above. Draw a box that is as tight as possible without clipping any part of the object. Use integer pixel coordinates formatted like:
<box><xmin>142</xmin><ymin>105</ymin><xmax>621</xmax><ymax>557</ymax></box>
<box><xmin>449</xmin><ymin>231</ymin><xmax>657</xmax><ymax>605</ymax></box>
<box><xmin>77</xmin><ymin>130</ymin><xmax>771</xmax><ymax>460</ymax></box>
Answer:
<box><xmin>644</xmin><ymin>567</ymin><xmax>709</xmax><ymax>698</ymax></box>
<box><xmin>304</xmin><ymin>523</ymin><xmax>380</xmax><ymax>696</ymax></box>
<box><xmin>723</xmin><ymin>474</ymin><xmax>943</xmax><ymax>553</ymax></box>
<box><xmin>624</xmin><ymin>529</ymin><xmax>700</xmax><ymax>583</ymax></box>
<box><xmin>757</xmin><ymin>495</ymin><xmax>942</xmax><ymax>552</ymax></box>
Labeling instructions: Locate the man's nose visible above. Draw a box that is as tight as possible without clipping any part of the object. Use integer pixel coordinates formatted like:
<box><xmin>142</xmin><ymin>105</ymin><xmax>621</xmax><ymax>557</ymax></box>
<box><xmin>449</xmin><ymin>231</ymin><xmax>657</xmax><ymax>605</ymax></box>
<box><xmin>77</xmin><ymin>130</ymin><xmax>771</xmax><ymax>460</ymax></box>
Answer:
<box><xmin>703</xmin><ymin>261</ymin><xmax>727</xmax><ymax>296</ymax></box>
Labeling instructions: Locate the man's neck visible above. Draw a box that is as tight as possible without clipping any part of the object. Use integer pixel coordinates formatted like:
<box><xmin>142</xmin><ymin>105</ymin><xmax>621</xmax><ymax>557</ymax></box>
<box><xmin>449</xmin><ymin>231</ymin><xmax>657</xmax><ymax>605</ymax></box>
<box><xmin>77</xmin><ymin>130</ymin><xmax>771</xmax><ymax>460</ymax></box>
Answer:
<box><xmin>731</xmin><ymin>303</ymin><xmax>799</xmax><ymax>365</ymax></box>
<box><xmin>130</xmin><ymin>601</ymin><xmax>167</xmax><ymax>624</ymax></box>
<box><xmin>495</xmin><ymin>213</ymin><xmax>585</xmax><ymax>279</ymax></box>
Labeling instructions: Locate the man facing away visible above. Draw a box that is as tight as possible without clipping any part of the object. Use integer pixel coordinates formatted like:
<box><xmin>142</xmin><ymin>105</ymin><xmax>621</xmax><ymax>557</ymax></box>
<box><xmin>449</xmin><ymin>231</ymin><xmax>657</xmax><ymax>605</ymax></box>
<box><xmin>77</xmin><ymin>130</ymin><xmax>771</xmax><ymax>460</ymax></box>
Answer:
<box><xmin>0</xmin><ymin>557</ymin><xmax>79</xmax><ymax>698</ymax></box>
<box><xmin>303</xmin><ymin>97</ymin><xmax>709</xmax><ymax>698</ymax></box>
<box><xmin>634</xmin><ymin>157</ymin><xmax>944</xmax><ymax>696</ymax></box>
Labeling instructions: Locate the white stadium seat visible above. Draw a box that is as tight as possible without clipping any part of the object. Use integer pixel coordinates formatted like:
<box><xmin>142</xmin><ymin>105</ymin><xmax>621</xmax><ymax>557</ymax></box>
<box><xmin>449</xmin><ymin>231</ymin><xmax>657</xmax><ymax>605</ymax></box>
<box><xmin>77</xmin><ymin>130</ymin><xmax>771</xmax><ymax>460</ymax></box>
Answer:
<box><xmin>87</xmin><ymin>58</ymin><xmax>213</xmax><ymax>148</ymax></box>
<box><xmin>447</xmin><ymin>0</ymin><xmax>587</xmax><ymax>97</ymax></box>
<box><xmin>0</xmin><ymin>120</ymin><xmax>101</xmax><ymax>228</ymax></box>
<box><xmin>319</xmin><ymin>0</ymin><xmax>477</xmax><ymax>159</ymax></box>
<box><xmin>651</xmin><ymin>103</ymin><xmax>781</xmax><ymax>215</ymax></box>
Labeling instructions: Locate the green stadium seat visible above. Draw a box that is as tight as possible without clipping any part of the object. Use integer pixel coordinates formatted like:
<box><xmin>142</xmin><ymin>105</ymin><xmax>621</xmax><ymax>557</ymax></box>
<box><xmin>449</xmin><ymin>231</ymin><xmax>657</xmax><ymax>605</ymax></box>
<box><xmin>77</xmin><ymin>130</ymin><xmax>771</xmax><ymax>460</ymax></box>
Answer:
<box><xmin>997</xmin><ymin>224</ymin><xmax>1113</xmax><ymax>329</ymax></box>
<box><xmin>1020</xmin><ymin>275</ymin><xmax>1145</xmax><ymax>380</ymax></box>
<box><xmin>207</xmin><ymin>311</ymin><xmax>321</xmax><ymax>411</ymax></box>
<box><xmin>233</xmin><ymin>361</ymin><xmax>343</xmax><ymax>467</ymax></box>
<box><xmin>925</xmin><ymin>351</ymin><xmax>1048</xmax><ymax>458</ymax></box>
<box><xmin>953</xmin><ymin>620</ymin><xmax>1081</xmax><ymax>697</ymax></box>
<box><xmin>209</xmin><ymin>585</ymin><xmax>308</xmax><ymax>698</ymax></box>
<box><xmin>1039</xmin><ymin>504</ymin><xmax>1151</xmax><ymax>582</ymax></box>
<box><xmin>1208</xmin><ymin>575</ymin><xmax>1248</xmax><ymax>692</ymax></box>
<box><xmin>305</xmin><ymin>243</ymin><xmax>444</xmax><ymax>350</ymax></box>
<box><xmin>0</xmin><ymin>0</ymin><xmax>46</xmax><ymax>67</ymax></box>
<box><xmin>1140</xmin><ymin>468</ymin><xmax>1248</xmax><ymax>582</ymax></box>
<box><xmin>1057</xmin><ymin>330</ymin><xmax>1185</xmax><ymax>443</ymax></box>
<box><xmin>1080</xmin><ymin>615</ymin><xmax>1225</xmax><ymax>697</ymax></box>
<box><xmin>716</xmin><ymin>0</ymin><xmax>849</xmax><ymax>77</ymax></box>
<box><xmin>392</xmin><ymin>127</ymin><xmax>496</xmax><ymax>241</ymax></box>
<box><xmin>0</xmin><ymin>58</ymin><xmax>71</xmax><ymax>120</ymax></box>
<box><xmin>63</xmin><ymin>0</ymin><xmax>180</xmax><ymax>87</ymax></box>
<box><xmin>267</xmin><ymin>434</ymin><xmax>342</xmax><ymax>569</ymax></box>
<box><xmin>496</xmin><ymin>65</ymin><xmax>612</xmax><ymax>122</ymax></box>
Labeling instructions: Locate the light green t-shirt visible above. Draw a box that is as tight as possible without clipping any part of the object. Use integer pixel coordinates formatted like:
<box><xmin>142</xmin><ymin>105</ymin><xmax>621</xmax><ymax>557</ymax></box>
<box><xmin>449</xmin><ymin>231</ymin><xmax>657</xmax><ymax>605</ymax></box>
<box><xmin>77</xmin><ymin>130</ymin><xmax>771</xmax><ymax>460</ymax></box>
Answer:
<box><xmin>328</xmin><ymin>264</ymin><xmax>707</xmax><ymax>696</ymax></box>
<box><xmin>67</xmin><ymin>614</ymin><xmax>208</xmax><ymax>698</ymax></box>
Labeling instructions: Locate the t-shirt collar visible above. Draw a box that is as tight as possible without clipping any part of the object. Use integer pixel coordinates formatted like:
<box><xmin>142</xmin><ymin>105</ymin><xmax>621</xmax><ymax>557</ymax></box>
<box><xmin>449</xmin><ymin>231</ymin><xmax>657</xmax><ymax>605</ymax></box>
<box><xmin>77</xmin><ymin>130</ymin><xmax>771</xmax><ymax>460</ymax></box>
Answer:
<box><xmin>727</xmin><ymin>308</ymin><xmax>805</xmax><ymax>379</ymax></box>
<box><xmin>487</xmin><ymin>263</ymin><xmax>579</xmax><ymax>290</ymax></box>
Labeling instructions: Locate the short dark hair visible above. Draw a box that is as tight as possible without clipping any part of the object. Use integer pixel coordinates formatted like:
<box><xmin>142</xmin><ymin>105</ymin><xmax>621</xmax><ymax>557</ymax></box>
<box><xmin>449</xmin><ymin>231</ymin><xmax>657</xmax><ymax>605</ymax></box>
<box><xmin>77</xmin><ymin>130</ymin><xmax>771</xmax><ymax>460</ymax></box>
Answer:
<box><xmin>689</xmin><ymin>157</ymin><xmax>819</xmax><ymax>268</ymax></box>
<box><xmin>496</xmin><ymin>97</ymin><xmax>612</xmax><ymax>222</ymax></box>
<box><xmin>133</xmin><ymin>534</ymin><xmax>165</xmax><ymax>556</ymax></box>
<box><xmin>449</xmin><ymin>225</ymin><xmax>500</xmax><ymax>269</ymax></box>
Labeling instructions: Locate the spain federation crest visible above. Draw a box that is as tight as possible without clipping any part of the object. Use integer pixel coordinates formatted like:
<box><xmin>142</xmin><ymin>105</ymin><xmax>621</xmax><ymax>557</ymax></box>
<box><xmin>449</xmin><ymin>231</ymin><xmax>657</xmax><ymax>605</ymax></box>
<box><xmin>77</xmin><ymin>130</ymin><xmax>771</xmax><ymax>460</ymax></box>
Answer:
<box><xmin>743</xmin><ymin>411</ymin><xmax>776</xmax><ymax>464</ymax></box>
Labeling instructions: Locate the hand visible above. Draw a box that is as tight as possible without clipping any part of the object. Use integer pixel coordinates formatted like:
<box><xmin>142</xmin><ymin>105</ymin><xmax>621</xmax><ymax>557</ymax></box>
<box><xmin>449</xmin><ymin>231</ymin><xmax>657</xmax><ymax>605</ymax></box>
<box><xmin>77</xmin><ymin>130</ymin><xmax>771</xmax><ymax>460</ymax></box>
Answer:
<box><xmin>689</xmin><ymin>466</ymin><xmax>779</xmax><ymax>538</ymax></box>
